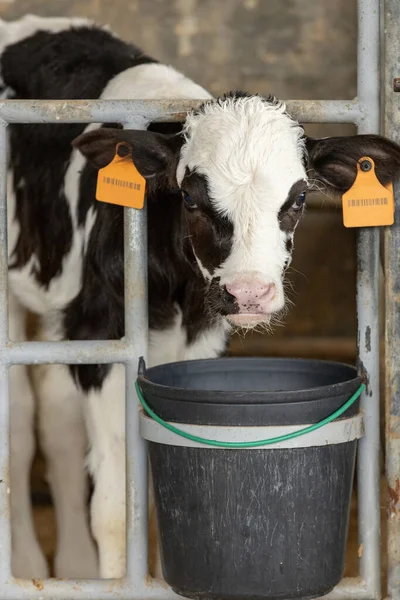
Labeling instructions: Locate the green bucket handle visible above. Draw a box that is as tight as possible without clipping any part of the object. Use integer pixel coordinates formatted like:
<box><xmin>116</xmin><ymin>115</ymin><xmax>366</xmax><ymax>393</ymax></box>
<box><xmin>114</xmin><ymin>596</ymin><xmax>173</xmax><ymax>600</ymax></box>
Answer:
<box><xmin>136</xmin><ymin>377</ymin><xmax>365</xmax><ymax>449</ymax></box>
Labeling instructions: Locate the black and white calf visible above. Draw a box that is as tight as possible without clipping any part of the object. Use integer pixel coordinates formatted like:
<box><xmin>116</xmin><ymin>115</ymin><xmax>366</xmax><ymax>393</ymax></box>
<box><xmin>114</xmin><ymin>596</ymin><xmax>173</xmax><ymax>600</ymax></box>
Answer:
<box><xmin>2</xmin><ymin>14</ymin><xmax>400</xmax><ymax>580</ymax></box>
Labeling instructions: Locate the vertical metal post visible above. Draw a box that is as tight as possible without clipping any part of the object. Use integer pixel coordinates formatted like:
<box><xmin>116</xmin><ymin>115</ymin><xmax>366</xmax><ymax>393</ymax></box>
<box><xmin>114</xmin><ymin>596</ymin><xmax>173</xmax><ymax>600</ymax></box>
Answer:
<box><xmin>123</xmin><ymin>118</ymin><xmax>150</xmax><ymax>587</ymax></box>
<box><xmin>383</xmin><ymin>1</ymin><xmax>400</xmax><ymax>598</ymax></box>
<box><xmin>0</xmin><ymin>121</ymin><xmax>10</xmax><ymax>582</ymax></box>
<box><xmin>356</xmin><ymin>0</ymin><xmax>381</xmax><ymax>598</ymax></box>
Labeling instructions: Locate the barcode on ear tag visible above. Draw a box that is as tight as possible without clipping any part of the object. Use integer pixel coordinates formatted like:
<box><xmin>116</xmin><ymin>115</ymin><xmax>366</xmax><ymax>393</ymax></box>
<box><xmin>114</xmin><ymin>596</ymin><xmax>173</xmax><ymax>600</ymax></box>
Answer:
<box><xmin>342</xmin><ymin>156</ymin><xmax>394</xmax><ymax>227</ymax></box>
<box><xmin>96</xmin><ymin>142</ymin><xmax>146</xmax><ymax>209</ymax></box>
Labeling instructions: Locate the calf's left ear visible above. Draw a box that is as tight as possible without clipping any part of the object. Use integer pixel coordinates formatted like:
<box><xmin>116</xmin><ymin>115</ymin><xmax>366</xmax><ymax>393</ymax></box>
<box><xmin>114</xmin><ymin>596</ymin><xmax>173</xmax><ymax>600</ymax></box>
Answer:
<box><xmin>72</xmin><ymin>127</ymin><xmax>183</xmax><ymax>179</ymax></box>
<box><xmin>306</xmin><ymin>134</ymin><xmax>400</xmax><ymax>192</ymax></box>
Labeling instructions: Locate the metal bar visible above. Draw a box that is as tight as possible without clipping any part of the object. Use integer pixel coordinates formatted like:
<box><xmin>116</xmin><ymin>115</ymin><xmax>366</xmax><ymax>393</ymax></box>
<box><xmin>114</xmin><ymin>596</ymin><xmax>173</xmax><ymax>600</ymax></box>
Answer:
<box><xmin>0</xmin><ymin>335</ymin><xmax>347</xmax><ymax>366</ymax></box>
<box><xmin>356</xmin><ymin>228</ymin><xmax>381</xmax><ymax>598</ymax></box>
<box><xmin>385</xmin><ymin>179</ymin><xmax>400</xmax><ymax>600</ymax></box>
<box><xmin>123</xmin><ymin>118</ymin><xmax>149</xmax><ymax>586</ymax></box>
<box><xmin>0</xmin><ymin>122</ymin><xmax>7</xmax><ymax>346</ymax></box>
<box><xmin>3</xmin><ymin>340</ymin><xmax>133</xmax><ymax>365</ymax></box>
<box><xmin>383</xmin><ymin>0</ymin><xmax>400</xmax><ymax>598</ymax></box>
<box><xmin>355</xmin><ymin>0</ymin><xmax>382</xmax><ymax>598</ymax></box>
<box><xmin>0</xmin><ymin>576</ymin><xmax>373</xmax><ymax>600</ymax></box>
<box><xmin>357</xmin><ymin>0</ymin><xmax>381</xmax><ymax>111</ymax></box>
<box><xmin>0</xmin><ymin>121</ymin><xmax>10</xmax><ymax>582</ymax></box>
<box><xmin>0</xmin><ymin>98</ymin><xmax>365</xmax><ymax>125</ymax></box>
<box><xmin>0</xmin><ymin>364</ymin><xmax>10</xmax><ymax>582</ymax></box>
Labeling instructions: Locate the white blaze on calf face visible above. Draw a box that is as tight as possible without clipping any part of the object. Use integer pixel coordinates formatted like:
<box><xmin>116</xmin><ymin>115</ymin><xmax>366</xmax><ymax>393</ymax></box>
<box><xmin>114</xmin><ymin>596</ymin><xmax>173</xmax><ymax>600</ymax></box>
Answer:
<box><xmin>176</xmin><ymin>94</ymin><xmax>307</xmax><ymax>326</ymax></box>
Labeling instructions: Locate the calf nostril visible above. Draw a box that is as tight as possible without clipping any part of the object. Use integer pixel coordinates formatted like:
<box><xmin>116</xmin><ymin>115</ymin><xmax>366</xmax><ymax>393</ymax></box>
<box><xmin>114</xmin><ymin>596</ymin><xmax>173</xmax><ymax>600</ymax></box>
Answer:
<box><xmin>224</xmin><ymin>285</ymin><xmax>236</xmax><ymax>301</ymax></box>
<box><xmin>260</xmin><ymin>284</ymin><xmax>276</xmax><ymax>301</ymax></box>
<box><xmin>225</xmin><ymin>281</ymin><xmax>277</xmax><ymax>305</ymax></box>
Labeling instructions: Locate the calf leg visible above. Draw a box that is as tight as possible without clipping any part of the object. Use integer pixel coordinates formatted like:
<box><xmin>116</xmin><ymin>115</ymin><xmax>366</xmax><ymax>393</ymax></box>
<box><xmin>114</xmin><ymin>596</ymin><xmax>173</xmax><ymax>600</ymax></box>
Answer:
<box><xmin>32</xmin><ymin>361</ymin><xmax>98</xmax><ymax>578</ymax></box>
<box><xmin>9</xmin><ymin>293</ymin><xmax>48</xmax><ymax>578</ymax></box>
<box><xmin>84</xmin><ymin>364</ymin><xmax>126</xmax><ymax>579</ymax></box>
<box><xmin>85</xmin><ymin>366</ymin><xmax>164</xmax><ymax>580</ymax></box>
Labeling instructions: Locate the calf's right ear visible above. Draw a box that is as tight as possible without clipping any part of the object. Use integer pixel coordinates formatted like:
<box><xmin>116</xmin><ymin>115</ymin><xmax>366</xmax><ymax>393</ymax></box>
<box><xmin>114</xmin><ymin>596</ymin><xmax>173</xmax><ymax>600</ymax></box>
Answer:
<box><xmin>306</xmin><ymin>134</ymin><xmax>400</xmax><ymax>192</ymax></box>
<box><xmin>72</xmin><ymin>127</ymin><xmax>183</xmax><ymax>179</ymax></box>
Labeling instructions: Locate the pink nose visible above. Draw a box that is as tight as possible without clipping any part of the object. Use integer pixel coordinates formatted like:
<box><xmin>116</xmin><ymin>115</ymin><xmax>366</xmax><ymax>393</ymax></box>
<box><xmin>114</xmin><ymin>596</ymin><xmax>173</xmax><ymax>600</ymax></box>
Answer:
<box><xmin>225</xmin><ymin>279</ymin><xmax>276</xmax><ymax>310</ymax></box>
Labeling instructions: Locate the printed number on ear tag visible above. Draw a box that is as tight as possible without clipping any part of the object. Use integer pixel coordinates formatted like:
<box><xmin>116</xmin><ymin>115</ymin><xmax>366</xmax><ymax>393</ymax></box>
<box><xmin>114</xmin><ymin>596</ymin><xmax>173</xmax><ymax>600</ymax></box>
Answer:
<box><xmin>96</xmin><ymin>142</ymin><xmax>146</xmax><ymax>209</ymax></box>
<box><xmin>342</xmin><ymin>156</ymin><xmax>394</xmax><ymax>228</ymax></box>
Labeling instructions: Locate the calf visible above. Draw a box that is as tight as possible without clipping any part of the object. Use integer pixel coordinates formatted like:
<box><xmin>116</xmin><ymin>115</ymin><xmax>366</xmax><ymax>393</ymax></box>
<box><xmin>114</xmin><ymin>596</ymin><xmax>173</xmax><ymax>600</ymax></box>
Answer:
<box><xmin>2</xmin><ymin>14</ymin><xmax>400</xmax><ymax>580</ymax></box>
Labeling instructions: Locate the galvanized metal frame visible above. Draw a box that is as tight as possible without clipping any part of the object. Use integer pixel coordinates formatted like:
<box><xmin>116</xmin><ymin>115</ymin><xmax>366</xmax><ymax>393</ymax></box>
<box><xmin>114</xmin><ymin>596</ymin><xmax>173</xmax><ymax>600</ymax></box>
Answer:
<box><xmin>383</xmin><ymin>0</ymin><xmax>400</xmax><ymax>599</ymax></box>
<box><xmin>0</xmin><ymin>0</ymin><xmax>390</xmax><ymax>597</ymax></box>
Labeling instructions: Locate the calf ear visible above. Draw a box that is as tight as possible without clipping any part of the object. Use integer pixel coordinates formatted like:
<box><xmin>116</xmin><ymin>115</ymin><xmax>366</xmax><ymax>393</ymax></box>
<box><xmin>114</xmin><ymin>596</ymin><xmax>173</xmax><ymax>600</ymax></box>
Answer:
<box><xmin>306</xmin><ymin>134</ymin><xmax>400</xmax><ymax>192</ymax></box>
<box><xmin>72</xmin><ymin>127</ymin><xmax>182</xmax><ymax>179</ymax></box>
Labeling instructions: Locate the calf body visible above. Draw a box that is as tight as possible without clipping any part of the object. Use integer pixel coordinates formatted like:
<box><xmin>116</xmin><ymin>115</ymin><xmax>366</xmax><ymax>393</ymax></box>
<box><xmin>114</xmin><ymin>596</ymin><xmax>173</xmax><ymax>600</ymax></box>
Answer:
<box><xmin>3</xmin><ymin>15</ymin><xmax>400</xmax><ymax>580</ymax></box>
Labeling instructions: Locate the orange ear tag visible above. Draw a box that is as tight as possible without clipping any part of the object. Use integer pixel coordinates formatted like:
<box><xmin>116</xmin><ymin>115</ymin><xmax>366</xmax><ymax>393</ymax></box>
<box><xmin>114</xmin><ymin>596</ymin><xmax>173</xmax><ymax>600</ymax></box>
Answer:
<box><xmin>96</xmin><ymin>142</ymin><xmax>146</xmax><ymax>209</ymax></box>
<box><xmin>342</xmin><ymin>156</ymin><xmax>394</xmax><ymax>228</ymax></box>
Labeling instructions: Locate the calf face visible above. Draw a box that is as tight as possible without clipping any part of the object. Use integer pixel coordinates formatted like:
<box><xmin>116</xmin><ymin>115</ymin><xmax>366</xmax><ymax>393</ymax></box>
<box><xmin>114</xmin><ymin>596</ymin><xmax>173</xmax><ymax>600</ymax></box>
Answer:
<box><xmin>74</xmin><ymin>93</ymin><xmax>400</xmax><ymax>329</ymax></box>
<box><xmin>175</xmin><ymin>95</ymin><xmax>307</xmax><ymax>327</ymax></box>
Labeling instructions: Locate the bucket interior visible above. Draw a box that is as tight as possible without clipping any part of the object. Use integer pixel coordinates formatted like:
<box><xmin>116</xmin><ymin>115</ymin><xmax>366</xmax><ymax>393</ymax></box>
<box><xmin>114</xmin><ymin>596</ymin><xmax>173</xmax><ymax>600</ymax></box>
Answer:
<box><xmin>144</xmin><ymin>357</ymin><xmax>358</xmax><ymax>395</ymax></box>
<box><xmin>140</xmin><ymin>358</ymin><xmax>361</xmax><ymax>426</ymax></box>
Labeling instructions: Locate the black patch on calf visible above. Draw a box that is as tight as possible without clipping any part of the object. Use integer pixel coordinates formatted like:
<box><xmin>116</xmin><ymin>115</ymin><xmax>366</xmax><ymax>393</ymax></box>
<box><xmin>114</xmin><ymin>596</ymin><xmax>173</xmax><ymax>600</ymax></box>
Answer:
<box><xmin>181</xmin><ymin>170</ymin><xmax>233</xmax><ymax>275</ymax></box>
<box><xmin>8</xmin><ymin>129</ymin><xmax>74</xmax><ymax>286</ymax></box>
<box><xmin>180</xmin><ymin>278</ymin><xmax>221</xmax><ymax>345</ymax></box>
<box><xmin>1</xmin><ymin>26</ymin><xmax>155</xmax><ymax>101</ymax></box>
<box><xmin>73</xmin><ymin>125</ymin><xmax>183</xmax><ymax>177</ymax></box>
<box><xmin>205</xmin><ymin>277</ymin><xmax>239</xmax><ymax>319</ymax></box>
<box><xmin>65</xmin><ymin>166</ymin><xmax>190</xmax><ymax>389</ymax></box>
<box><xmin>285</xmin><ymin>237</ymin><xmax>293</xmax><ymax>253</ymax></box>
<box><xmin>4</xmin><ymin>25</ymin><xmax>156</xmax><ymax>286</ymax></box>
<box><xmin>278</xmin><ymin>179</ymin><xmax>307</xmax><ymax>234</ymax></box>
<box><xmin>306</xmin><ymin>134</ymin><xmax>400</xmax><ymax>191</ymax></box>
<box><xmin>64</xmin><ymin>199</ymin><xmax>125</xmax><ymax>390</ymax></box>
<box><xmin>65</xmin><ymin>123</ymin><xmax>224</xmax><ymax>390</ymax></box>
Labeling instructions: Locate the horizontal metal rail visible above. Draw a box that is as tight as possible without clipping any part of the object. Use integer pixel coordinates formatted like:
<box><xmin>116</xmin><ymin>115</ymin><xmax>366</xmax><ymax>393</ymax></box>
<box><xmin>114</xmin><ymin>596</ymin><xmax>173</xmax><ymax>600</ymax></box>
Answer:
<box><xmin>0</xmin><ymin>575</ymin><xmax>373</xmax><ymax>600</ymax></box>
<box><xmin>0</xmin><ymin>98</ymin><xmax>372</xmax><ymax>125</ymax></box>
<box><xmin>3</xmin><ymin>340</ymin><xmax>133</xmax><ymax>365</ymax></box>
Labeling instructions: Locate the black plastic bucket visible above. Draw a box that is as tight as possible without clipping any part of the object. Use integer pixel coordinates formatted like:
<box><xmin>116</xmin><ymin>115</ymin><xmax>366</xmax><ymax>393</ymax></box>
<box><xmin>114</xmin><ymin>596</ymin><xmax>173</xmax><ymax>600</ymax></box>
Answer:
<box><xmin>138</xmin><ymin>358</ymin><xmax>363</xmax><ymax>600</ymax></box>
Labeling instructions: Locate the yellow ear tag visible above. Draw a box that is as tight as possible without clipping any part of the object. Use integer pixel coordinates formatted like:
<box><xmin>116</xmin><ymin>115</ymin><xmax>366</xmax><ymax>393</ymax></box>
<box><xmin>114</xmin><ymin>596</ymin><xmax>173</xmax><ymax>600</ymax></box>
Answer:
<box><xmin>96</xmin><ymin>142</ymin><xmax>146</xmax><ymax>209</ymax></box>
<box><xmin>342</xmin><ymin>156</ymin><xmax>394</xmax><ymax>228</ymax></box>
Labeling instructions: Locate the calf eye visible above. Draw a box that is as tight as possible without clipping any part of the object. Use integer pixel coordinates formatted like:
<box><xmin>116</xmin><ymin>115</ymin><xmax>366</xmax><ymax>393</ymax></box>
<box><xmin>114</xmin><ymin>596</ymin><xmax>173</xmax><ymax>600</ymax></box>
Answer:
<box><xmin>182</xmin><ymin>190</ymin><xmax>198</xmax><ymax>210</ymax></box>
<box><xmin>292</xmin><ymin>191</ymin><xmax>306</xmax><ymax>211</ymax></box>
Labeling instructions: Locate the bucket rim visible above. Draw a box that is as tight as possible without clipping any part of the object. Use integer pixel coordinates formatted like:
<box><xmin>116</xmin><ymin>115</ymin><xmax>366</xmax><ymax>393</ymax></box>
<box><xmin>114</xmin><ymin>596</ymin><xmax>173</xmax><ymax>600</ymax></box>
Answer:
<box><xmin>138</xmin><ymin>357</ymin><xmax>361</xmax><ymax>404</ymax></box>
<box><xmin>140</xmin><ymin>411</ymin><xmax>364</xmax><ymax>448</ymax></box>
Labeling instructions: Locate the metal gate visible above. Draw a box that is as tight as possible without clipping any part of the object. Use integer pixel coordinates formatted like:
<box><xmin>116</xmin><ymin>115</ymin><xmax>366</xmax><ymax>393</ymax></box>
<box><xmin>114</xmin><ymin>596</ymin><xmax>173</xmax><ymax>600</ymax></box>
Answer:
<box><xmin>0</xmin><ymin>0</ymin><xmax>397</xmax><ymax>597</ymax></box>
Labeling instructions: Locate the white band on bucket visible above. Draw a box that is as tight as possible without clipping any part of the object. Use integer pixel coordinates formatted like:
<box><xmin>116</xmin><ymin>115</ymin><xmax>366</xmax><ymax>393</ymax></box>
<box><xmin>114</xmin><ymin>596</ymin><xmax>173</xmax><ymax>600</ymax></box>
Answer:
<box><xmin>139</xmin><ymin>410</ymin><xmax>364</xmax><ymax>450</ymax></box>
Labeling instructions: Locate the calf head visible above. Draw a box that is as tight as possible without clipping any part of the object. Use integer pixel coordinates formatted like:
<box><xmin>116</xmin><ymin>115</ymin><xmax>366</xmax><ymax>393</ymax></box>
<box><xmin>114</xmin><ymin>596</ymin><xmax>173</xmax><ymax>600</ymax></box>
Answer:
<box><xmin>74</xmin><ymin>93</ymin><xmax>400</xmax><ymax>329</ymax></box>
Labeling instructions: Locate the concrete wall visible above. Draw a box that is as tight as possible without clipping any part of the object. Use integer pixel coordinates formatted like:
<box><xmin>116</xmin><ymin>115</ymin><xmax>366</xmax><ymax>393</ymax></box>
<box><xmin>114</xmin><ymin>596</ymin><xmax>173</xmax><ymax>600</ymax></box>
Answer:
<box><xmin>1</xmin><ymin>0</ymin><xmax>357</xmax><ymax>101</ymax></box>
